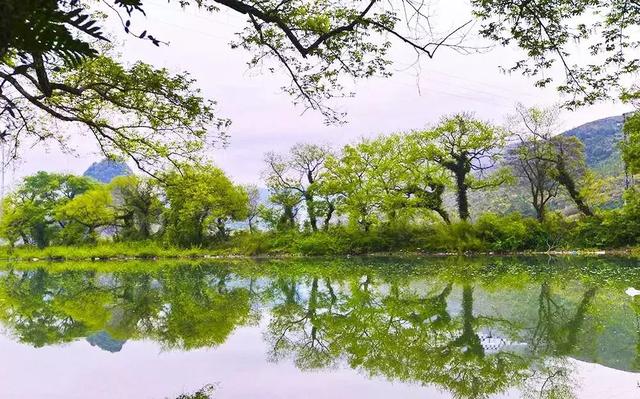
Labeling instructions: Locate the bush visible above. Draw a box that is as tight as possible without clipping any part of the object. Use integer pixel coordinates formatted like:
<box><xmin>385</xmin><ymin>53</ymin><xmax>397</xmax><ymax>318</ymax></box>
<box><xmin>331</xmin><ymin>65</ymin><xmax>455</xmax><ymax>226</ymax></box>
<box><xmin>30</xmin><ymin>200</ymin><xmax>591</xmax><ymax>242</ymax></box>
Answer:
<box><xmin>475</xmin><ymin>213</ymin><xmax>532</xmax><ymax>252</ymax></box>
<box><xmin>293</xmin><ymin>231</ymin><xmax>347</xmax><ymax>255</ymax></box>
<box><xmin>430</xmin><ymin>221</ymin><xmax>483</xmax><ymax>253</ymax></box>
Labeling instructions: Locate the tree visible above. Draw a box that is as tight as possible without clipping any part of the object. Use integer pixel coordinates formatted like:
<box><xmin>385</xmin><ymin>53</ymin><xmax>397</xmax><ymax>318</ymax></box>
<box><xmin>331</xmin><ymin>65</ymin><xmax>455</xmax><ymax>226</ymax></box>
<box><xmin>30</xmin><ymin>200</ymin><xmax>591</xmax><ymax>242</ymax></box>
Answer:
<box><xmin>1</xmin><ymin>52</ymin><xmax>228</xmax><ymax>176</ymax></box>
<box><xmin>417</xmin><ymin>113</ymin><xmax>508</xmax><ymax>221</ymax></box>
<box><xmin>472</xmin><ymin>0</ymin><xmax>640</xmax><ymax>108</ymax></box>
<box><xmin>505</xmin><ymin>105</ymin><xmax>594</xmax><ymax>218</ymax></box>
<box><xmin>1</xmin><ymin>0</ymin><xmax>479</xmax><ymax>141</ymax></box>
<box><xmin>402</xmin><ymin>134</ymin><xmax>453</xmax><ymax>224</ymax></box>
<box><xmin>548</xmin><ymin>136</ymin><xmax>594</xmax><ymax>217</ymax></box>
<box><xmin>55</xmin><ymin>186</ymin><xmax>117</xmax><ymax>242</ymax></box>
<box><xmin>2</xmin><ymin>0</ymin><xmax>632</xmax><ymax>138</ymax></box>
<box><xmin>324</xmin><ymin>141</ymin><xmax>385</xmax><ymax>231</ymax></box>
<box><xmin>324</xmin><ymin>135</ymin><xmax>450</xmax><ymax>230</ymax></box>
<box><xmin>622</xmin><ymin>112</ymin><xmax>640</xmax><ymax>178</ymax></box>
<box><xmin>0</xmin><ymin>172</ymin><xmax>96</xmax><ymax>247</ymax></box>
<box><xmin>1</xmin><ymin>0</ymin><xmax>228</xmax><ymax>175</ymax></box>
<box><xmin>244</xmin><ymin>184</ymin><xmax>261</xmax><ymax>232</ymax></box>
<box><xmin>109</xmin><ymin>175</ymin><xmax>163</xmax><ymax>240</ymax></box>
<box><xmin>162</xmin><ymin>164</ymin><xmax>249</xmax><ymax>246</ymax></box>
<box><xmin>261</xmin><ymin>189</ymin><xmax>303</xmax><ymax>231</ymax></box>
<box><xmin>506</xmin><ymin>105</ymin><xmax>561</xmax><ymax>221</ymax></box>
<box><xmin>264</xmin><ymin>144</ymin><xmax>332</xmax><ymax>231</ymax></box>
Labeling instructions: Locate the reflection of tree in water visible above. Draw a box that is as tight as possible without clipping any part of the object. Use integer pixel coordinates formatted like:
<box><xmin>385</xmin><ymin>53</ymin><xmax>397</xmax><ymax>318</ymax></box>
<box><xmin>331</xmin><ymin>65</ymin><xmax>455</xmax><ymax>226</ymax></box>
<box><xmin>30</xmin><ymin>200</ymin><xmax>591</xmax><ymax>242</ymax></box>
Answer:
<box><xmin>0</xmin><ymin>269</ymin><xmax>113</xmax><ymax>347</ymax></box>
<box><xmin>530</xmin><ymin>281</ymin><xmax>597</xmax><ymax>355</ymax></box>
<box><xmin>264</xmin><ymin>271</ymin><xmax>611</xmax><ymax>399</ymax></box>
<box><xmin>266</xmin><ymin>277</ymin><xmax>338</xmax><ymax>369</ymax></box>
<box><xmin>520</xmin><ymin>281</ymin><xmax>599</xmax><ymax>399</ymax></box>
<box><xmin>0</xmin><ymin>260</ymin><xmax>622</xmax><ymax>399</ymax></box>
<box><xmin>0</xmin><ymin>266</ymin><xmax>257</xmax><ymax>350</ymax></box>
<box><xmin>265</xmin><ymin>277</ymin><xmax>535</xmax><ymax>398</ymax></box>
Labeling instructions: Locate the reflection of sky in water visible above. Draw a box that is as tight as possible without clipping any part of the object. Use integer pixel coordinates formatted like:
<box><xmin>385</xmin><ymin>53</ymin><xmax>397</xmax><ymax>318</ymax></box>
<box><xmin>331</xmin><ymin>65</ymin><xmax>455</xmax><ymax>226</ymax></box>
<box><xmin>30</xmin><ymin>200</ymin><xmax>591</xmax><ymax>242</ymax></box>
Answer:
<box><xmin>0</xmin><ymin>324</ymin><xmax>637</xmax><ymax>399</ymax></box>
<box><xmin>0</xmin><ymin>257</ymin><xmax>639</xmax><ymax>398</ymax></box>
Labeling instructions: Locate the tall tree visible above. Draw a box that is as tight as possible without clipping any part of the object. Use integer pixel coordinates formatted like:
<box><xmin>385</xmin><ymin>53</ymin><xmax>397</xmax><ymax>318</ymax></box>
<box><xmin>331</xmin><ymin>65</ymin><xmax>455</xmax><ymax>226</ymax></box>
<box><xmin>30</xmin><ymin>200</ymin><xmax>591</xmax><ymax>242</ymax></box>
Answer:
<box><xmin>506</xmin><ymin>105</ymin><xmax>561</xmax><ymax>221</ymax></box>
<box><xmin>548</xmin><ymin>136</ymin><xmax>594</xmax><ymax>217</ymax></box>
<box><xmin>417</xmin><ymin>113</ymin><xmax>508</xmax><ymax>221</ymax></box>
<box><xmin>324</xmin><ymin>140</ymin><xmax>386</xmax><ymax>231</ymax></box>
<box><xmin>264</xmin><ymin>144</ymin><xmax>332</xmax><ymax>231</ymax></box>
<box><xmin>325</xmin><ymin>135</ymin><xmax>450</xmax><ymax>229</ymax></box>
<box><xmin>55</xmin><ymin>186</ymin><xmax>117</xmax><ymax>243</ymax></box>
<box><xmin>402</xmin><ymin>134</ymin><xmax>452</xmax><ymax>224</ymax></box>
<box><xmin>109</xmin><ymin>175</ymin><xmax>163</xmax><ymax>240</ymax></box>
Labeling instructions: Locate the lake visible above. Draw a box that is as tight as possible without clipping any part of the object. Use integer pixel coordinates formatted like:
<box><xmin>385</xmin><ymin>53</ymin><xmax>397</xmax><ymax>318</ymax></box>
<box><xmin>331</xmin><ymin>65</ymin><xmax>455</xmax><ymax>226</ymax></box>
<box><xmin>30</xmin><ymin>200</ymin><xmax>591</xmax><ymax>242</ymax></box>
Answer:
<box><xmin>0</xmin><ymin>256</ymin><xmax>638</xmax><ymax>399</ymax></box>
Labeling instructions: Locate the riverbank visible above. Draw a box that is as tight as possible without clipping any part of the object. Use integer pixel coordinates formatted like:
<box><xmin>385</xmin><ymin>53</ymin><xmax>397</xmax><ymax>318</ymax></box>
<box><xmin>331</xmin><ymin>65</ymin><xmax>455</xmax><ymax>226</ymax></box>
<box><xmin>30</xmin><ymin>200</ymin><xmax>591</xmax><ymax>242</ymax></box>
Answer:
<box><xmin>0</xmin><ymin>241</ymin><xmax>637</xmax><ymax>262</ymax></box>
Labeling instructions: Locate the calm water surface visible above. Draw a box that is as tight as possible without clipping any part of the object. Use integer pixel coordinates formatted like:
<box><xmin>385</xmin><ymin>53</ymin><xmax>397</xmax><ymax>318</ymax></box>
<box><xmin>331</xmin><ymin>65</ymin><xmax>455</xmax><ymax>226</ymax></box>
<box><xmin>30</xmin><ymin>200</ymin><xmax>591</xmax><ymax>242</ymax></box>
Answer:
<box><xmin>0</xmin><ymin>256</ymin><xmax>639</xmax><ymax>398</ymax></box>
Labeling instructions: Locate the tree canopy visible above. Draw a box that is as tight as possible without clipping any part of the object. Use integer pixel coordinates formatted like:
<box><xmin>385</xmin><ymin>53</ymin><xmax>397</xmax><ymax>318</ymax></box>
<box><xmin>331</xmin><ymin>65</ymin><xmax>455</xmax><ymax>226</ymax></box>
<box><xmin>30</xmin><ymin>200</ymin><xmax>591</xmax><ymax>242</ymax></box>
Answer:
<box><xmin>3</xmin><ymin>0</ymin><xmax>635</xmax><ymax>172</ymax></box>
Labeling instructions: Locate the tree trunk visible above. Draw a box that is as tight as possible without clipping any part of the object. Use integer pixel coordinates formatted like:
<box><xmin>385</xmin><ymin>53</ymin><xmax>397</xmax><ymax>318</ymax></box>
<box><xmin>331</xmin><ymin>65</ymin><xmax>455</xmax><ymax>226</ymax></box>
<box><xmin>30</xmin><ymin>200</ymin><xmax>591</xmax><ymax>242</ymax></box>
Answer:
<box><xmin>435</xmin><ymin>207</ymin><xmax>451</xmax><ymax>224</ymax></box>
<box><xmin>455</xmin><ymin>170</ymin><xmax>470</xmax><ymax>221</ymax></box>
<box><xmin>305</xmin><ymin>194</ymin><xmax>318</xmax><ymax>232</ymax></box>
<box><xmin>323</xmin><ymin>200</ymin><xmax>335</xmax><ymax>231</ymax></box>
<box><xmin>556</xmin><ymin>165</ymin><xmax>593</xmax><ymax>217</ymax></box>
<box><xmin>533</xmin><ymin>202</ymin><xmax>545</xmax><ymax>222</ymax></box>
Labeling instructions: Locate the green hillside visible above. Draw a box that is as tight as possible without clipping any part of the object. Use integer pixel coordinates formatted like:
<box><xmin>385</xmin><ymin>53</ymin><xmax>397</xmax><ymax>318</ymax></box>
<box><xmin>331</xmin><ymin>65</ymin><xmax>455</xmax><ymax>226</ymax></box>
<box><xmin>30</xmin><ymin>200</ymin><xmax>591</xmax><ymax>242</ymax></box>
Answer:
<box><xmin>561</xmin><ymin>115</ymin><xmax>625</xmax><ymax>174</ymax></box>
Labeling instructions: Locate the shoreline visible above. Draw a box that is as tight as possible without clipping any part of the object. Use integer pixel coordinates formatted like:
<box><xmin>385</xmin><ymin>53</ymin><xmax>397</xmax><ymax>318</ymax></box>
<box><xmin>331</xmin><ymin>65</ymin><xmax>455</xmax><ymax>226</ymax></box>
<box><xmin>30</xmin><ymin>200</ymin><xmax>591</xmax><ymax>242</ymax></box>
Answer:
<box><xmin>0</xmin><ymin>247</ymin><xmax>637</xmax><ymax>262</ymax></box>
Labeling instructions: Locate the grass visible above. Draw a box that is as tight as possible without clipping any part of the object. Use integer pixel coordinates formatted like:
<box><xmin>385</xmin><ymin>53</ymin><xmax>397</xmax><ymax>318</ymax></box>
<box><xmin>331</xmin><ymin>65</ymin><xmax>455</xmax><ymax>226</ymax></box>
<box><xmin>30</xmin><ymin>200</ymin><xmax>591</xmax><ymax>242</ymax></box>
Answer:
<box><xmin>0</xmin><ymin>241</ymin><xmax>223</xmax><ymax>261</ymax></box>
<box><xmin>0</xmin><ymin>234</ymin><xmax>638</xmax><ymax>263</ymax></box>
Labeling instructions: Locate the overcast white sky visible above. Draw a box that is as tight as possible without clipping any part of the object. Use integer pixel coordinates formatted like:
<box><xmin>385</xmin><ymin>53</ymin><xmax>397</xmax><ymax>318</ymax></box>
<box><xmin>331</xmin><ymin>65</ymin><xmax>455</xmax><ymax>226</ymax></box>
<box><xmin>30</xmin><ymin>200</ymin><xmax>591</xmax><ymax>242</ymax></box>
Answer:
<box><xmin>6</xmin><ymin>0</ymin><xmax>630</xmax><ymax>186</ymax></box>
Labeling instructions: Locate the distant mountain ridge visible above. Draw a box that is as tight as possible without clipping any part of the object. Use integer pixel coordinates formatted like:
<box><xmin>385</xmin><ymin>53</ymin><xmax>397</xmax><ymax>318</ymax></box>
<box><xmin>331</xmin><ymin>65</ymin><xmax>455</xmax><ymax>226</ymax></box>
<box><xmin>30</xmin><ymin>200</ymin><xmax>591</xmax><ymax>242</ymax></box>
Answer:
<box><xmin>83</xmin><ymin>159</ymin><xmax>133</xmax><ymax>183</ymax></box>
<box><xmin>561</xmin><ymin>115</ymin><xmax>625</xmax><ymax>172</ymax></box>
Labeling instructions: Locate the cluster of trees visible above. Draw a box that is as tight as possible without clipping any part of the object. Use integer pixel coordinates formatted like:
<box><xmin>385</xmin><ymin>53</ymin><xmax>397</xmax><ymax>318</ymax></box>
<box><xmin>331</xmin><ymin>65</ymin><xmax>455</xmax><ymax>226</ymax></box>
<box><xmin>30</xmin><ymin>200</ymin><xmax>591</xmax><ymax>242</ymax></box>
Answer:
<box><xmin>259</xmin><ymin>107</ymin><xmax>639</xmax><ymax>250</ymax></box>
<box><xmin>1</xmin><ymin>0</ymin><xmax>638</xmax><ymax>253</ymax></box>
<box><xmin>1</xmin><ymin>105</ymin><xmax>638</xmax><ymax>252</ymax></box>
<box><xmin>0</xmin><ymin>165</ymin><xmax>249</xmax><ymax>248</ymax></box>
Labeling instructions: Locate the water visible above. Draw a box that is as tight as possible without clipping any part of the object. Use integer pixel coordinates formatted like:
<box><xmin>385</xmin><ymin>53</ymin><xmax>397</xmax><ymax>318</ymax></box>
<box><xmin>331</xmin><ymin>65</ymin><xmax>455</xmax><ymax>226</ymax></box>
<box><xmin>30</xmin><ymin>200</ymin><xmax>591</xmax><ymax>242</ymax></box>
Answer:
<box><xmin>0</xmin><ymin>256</ymin><xmax>639</xmax><ymax>398</ymax></box>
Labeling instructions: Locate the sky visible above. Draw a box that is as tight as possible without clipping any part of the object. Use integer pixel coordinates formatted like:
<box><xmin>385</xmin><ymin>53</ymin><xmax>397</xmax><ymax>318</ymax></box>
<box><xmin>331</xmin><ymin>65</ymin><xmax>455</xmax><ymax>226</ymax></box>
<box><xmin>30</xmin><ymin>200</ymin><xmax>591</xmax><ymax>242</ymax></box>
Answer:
<box><xmin>4</xmin><ymin>0</ymin><xmax>631</xmax><ymax>187</ymax></box>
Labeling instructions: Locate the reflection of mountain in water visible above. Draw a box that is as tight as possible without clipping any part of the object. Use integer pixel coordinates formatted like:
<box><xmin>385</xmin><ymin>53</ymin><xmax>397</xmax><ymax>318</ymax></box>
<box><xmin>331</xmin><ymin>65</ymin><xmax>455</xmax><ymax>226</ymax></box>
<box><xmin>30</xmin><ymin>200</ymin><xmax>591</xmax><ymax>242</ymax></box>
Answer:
<box><xmin>86</xmin><ymin>331</ymin><xmax>126</xmax><ymax>353</ymax></box>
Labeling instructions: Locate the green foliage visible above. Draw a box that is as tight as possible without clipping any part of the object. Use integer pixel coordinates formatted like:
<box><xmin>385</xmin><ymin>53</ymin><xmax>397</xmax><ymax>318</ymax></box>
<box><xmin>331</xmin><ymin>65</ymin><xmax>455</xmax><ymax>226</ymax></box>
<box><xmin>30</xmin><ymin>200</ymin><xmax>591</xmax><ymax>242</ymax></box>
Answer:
<box><xmin>56</xmin><ymin>186</ymin><xmax>117</xmax><ymax>243</ymax></box>
<box><xmin>414</xmin><ymin>113</ymin><xmax>508</xmax><ymax>220</ymax></box>
<box><xmin>573</xmin><ymin>189</ymin><xmax>640</xmax><ymax>248</ymax></box>
<box><xmin>325</xmin><ymin>134</ymin><xmax>450</xmax><ymax>230</ymax></box>
<box><xmin>472</xmin><ymin>0</ymin><xmax>640</xmax><ymax>107</ymax></box>
<box><xmin>2</xmin><ymin>25</ymin><xmax>227</xmax><ymax>175</ymax></box>
<box><xmin>0</xmin><ymin>172</ymin><xmax>97</xmax><ymax>247</ymax></box>
<box><xmin>1</xmin><ymin>0</ymin><xmax>107</xmax><ymax>64</ymax></box>
<box><xmin>162</xmin><ymin>164</ymin><xmax>249</xmax><ymax>247</ymax></box>
<box><xmin>622</xmin><ymin>112</ymin><xmax>640</xmax><ymax>175</ymax></box>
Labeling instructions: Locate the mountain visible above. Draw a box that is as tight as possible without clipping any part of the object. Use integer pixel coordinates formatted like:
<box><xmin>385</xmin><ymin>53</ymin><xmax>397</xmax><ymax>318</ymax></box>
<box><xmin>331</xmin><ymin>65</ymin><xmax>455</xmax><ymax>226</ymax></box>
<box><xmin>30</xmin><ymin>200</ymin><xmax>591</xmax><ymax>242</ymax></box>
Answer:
<box><xmin>561</xmin><ymin>115</ymin><xmax>625</xmax><ymax>173</ymax></box>
<box><xmin>464</xmin><ymin>114</ymin><xmax>629</xmax><ymax>218</ymax></box>
<box><xmin>86</xmin><ymin>331</ymin><xmax>126</xmax><ymax>353</ymax></box>
<box><xmin>83</xmin><ymin>159</ymin><xmax>133</xmax><ymax>183</ymax></box>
